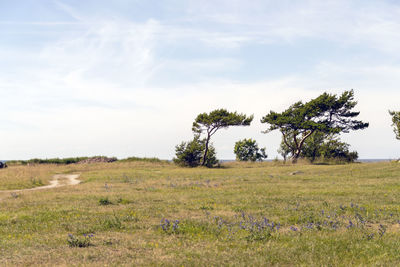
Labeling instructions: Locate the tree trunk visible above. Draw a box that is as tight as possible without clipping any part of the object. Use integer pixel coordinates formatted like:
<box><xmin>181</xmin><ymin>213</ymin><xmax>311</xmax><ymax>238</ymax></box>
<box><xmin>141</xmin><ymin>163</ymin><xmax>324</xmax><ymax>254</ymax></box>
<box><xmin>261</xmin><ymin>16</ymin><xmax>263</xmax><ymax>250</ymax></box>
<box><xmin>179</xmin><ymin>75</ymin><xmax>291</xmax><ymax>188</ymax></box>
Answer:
<box><xmin>201</xmin><ymin>133</ymin><xmax>211</xmax><ymax>166</ymax></box>
<box><xmin>290</xmin><ymin>130</ymin><xmax>315</xmax><ymax>164</ymax></box>
<box><xmin>291</xmin><ymin>150</ymin><xmax>300</xmax><ymax>163</ymax></box>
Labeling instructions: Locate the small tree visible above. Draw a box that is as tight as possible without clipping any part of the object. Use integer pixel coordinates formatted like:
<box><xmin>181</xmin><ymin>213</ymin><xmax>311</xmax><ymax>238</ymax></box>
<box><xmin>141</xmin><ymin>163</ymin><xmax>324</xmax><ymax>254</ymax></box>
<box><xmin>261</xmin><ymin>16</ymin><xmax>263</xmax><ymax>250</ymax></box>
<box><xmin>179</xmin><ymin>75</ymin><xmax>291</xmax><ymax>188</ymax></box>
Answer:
<box><xmin>174</xmin><ymin>136</ymin><xmax>204</xmax><ymax>167</ymax></box>
<box><xmin>261</xmin><ymin>90</ymin><xmax>368</xmax><ymax>163</ymax></box>
<box><xmin>192</xmin><ymin>109</ymin><xmax>253</xmax><ymax>166</ymax></box>
<box><xmin>389</xmin><ymin>110</ymin><xmax>400</xmax><ymax>140</ymax></box>
<box><xmin>234</xmin><ymin>139</ymin><xmax>267</xmax><ymax>162</ymax></box>
<box><xmin>174</xmin><ymin>136</ymin><xmax>218</xmax><ymax>167</ymax></box>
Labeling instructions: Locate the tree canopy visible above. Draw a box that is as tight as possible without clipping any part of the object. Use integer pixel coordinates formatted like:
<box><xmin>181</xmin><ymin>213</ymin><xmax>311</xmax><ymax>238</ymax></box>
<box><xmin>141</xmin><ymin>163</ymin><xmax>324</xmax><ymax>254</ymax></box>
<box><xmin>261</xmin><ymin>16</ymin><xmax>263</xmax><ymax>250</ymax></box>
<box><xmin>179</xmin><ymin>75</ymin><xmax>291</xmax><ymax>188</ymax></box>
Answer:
<box><xmin>192</xmin><ymin>109</ymin><xmax>253</xmax><ymax>166</ymax></box>
<box><xmin>261</xmin><ymin>90</ymin><xmax>368</xmax><ymax>162</ymax></box>
<box><xmin>389</xmin><ymin>110</ymin><xmax>400</xmax><ymax>140</ymax></box>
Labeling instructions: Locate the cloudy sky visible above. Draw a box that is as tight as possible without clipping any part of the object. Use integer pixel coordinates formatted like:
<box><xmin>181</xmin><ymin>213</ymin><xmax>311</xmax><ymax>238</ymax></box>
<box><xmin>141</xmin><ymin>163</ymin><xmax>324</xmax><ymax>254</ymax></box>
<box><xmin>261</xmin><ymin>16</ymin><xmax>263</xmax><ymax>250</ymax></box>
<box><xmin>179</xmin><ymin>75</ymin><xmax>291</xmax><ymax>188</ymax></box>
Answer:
<box><xmin>1</xmin><ymin>0</ymin><xmax>400</xmax><ymax>160</ymax></box>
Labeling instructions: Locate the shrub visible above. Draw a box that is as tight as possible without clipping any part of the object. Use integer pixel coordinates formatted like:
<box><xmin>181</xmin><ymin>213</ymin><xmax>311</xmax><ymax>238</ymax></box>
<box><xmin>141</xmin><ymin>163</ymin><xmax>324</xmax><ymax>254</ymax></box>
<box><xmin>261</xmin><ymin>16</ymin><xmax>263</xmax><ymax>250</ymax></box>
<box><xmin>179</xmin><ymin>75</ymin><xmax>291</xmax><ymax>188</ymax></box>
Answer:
<box><xmin>319</xmin><ymin>136</ymin><xmax>359</xmax><ymax>163</ymax></box>
<box><xmin>99</xmin><ymin>197</ymin><xmax>112</xmax><ymax>205</ymax></box>
<box><xmin>118</xmin><ymin>157</ymin><xmax>163</xmax><ymax>163</ymax></box>
<box><xmin>67</xmin><ymin>234</ymin><xmax>93</xmax><ymax>247</ymax></box>
<box><xmin>174</xmin><ymin>136</ymin><xmax>218</xmax><ymax>167</ymax></box>
<box><xmin>234</xmin><ymin>139</ymin><xmax>267</xmax><ymax>162</ymax></box>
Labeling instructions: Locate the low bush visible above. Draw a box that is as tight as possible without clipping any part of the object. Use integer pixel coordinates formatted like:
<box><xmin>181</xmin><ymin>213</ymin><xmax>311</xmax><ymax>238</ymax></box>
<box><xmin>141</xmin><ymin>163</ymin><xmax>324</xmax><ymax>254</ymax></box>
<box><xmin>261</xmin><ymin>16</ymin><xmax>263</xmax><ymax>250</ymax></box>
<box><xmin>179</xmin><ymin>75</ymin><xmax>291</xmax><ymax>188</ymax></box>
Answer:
<box><xmin>118</xmin><ymin>157</ymin><xmax>163</xmax><ymax>163</ymax></box>
<box><xmin>67</xmin><ymin>234</ymin><xmax>93</xmax><ymax>248</ymax></box>
<box><xmin>174</xmin><ymin>136</ymin><xmax>218</xmax><ymax>167</ymax></box>
<box><xmin>99</xmin><ymin>197</ymin><xmax>112</xmax><ymax>205</ymax></box>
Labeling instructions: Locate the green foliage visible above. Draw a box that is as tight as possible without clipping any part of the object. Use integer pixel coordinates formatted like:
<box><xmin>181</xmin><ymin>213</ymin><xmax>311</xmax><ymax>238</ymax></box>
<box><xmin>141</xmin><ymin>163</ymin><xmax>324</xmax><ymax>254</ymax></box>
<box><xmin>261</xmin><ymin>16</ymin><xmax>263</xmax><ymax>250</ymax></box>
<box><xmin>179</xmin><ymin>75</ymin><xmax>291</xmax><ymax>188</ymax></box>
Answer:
<box><xmin>118</xmin><ymin>157</ymin><xmax>163</xmax><ymax>163</ymax></box>
<box><xmin>262</xmin><ymin>90</ymin><xmax>368</xmax><ymax>162</ymax></box>
<box><xmin>278</xmin><ymin>130</ymin><xmax>326</xmax><ymax>162</ymax></box>
<box><xmin>234</xmin><ymin>139</ymin><xmax>267</xmax><ymax>162</ymax></box>
<box><xmin>192</xmin><ymin>109</ymin><xmax>253</xmax><ymax>135</ymax></box>
<box><xmin>99</xmin><ymin>197</ymin><xmax>112</xmax><ymax>205</ymax></box>
<box><xmin>299</xmin><ymin>131</ymin><xmax>326</xmax><ymax>162</ymax></box>
<box><xmin>67</xmin><ymin>234</ymin><xmax>93</xmax><ymax>248</ymax></box>
<box><xmin>279</xmin><ymin>131</ymin><xmax>358</xmax><ymax>163</ymax></box>
<box><xmin>319</xmin><ymin>135</ymin><xmax>358</xmax><ymax>163</ymax></box>
<box><xmin>192</xmin><ymin>109</ymin><xmax>253</xmax><ymax>166</ymax></box>
<box><xmin>160</xmin><ymin>219</ymin><xmax>181</xmax><ymax>235</ymax></box>
<box><xmin>203</xmin><ymin>145</ymin><xmax>219</xmax><ymax>168</ymax></box>
<box><xmin>389</xmin><ymin>110</ymin><xmax>400</xmax><ymax>140</ymax></box>
<box><xmin>277</xmin><ymin>135</ymin><xmax>292</xmax><ymax>162</ymax></box>
<box><xmin>174</xmin><ymin>136</ymin><xmax>218</xmax><ymax>167</ymax></box>
<box><xmin>174</xmin><ymin>136</ymin><xmax>204</xmax><ymax>167</ymax></box>
<box><xmin>101</xmin><ymin>214</ymin><xmax>123</xmax><ymax>230</ymax></box>
<box><xmin>7</xmin><ymin>157</ymin><xmax>97</xmax><ymax>165</ymax></box>
<box><xmin>117</xmin><ymin>197</ymin><xmax>131</xmax><ymax>204</ymax></box>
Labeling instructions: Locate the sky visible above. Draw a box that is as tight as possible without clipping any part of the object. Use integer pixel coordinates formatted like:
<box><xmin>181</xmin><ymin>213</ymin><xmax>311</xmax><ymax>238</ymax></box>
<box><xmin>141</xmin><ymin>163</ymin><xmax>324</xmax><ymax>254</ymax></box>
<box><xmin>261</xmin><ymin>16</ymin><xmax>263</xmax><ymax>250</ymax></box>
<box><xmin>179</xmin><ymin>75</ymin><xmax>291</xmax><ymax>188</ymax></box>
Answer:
<box><xmin>1</xmin><ymin>0</ymin><xmax>400</xmax><ymax>160</ymax></box>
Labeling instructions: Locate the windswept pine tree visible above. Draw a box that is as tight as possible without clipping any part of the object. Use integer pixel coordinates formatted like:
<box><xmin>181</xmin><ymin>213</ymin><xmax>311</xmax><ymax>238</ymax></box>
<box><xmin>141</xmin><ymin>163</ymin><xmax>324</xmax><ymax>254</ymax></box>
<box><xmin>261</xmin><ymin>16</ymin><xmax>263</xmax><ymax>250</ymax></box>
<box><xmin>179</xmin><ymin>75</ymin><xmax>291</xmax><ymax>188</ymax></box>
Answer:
<box><xmin>261</xmin><ymin>90</ymin><xmax>368</xmax><ymax>163</ymax></box>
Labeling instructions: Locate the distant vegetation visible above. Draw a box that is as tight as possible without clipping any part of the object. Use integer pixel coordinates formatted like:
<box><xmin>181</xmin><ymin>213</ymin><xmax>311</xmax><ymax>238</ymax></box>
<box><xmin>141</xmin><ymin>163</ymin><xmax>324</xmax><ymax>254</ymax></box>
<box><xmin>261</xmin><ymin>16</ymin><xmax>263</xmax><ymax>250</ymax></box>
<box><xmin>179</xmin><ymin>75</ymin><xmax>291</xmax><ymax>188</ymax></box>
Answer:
<box><xmin>7</xmin><ymin>156</ymin><xmax>164</xmax><ymax>166</ymax></box>
<box><xmin>234</xmin><ymin>138</ymin><xmax>267</xmax><ymax>162</ymax></box>
<box><xmin>7</xmin><ymin>157</ymin><xmax>90</xmax><ymax>165</ymax></box>
<box><xmin>175</xmin><ymin>90</ymin><xmax>371</xmax><ymax>167</ymax></box>
<box><xmin>118</xmin><ymin>156</ymin><xmax>164</xmax><ymax>163</ymax></box>
<box><xmin>389</xmin><ymin>110</ymin><xmax>400</xmax><ymax>140</ymax></box>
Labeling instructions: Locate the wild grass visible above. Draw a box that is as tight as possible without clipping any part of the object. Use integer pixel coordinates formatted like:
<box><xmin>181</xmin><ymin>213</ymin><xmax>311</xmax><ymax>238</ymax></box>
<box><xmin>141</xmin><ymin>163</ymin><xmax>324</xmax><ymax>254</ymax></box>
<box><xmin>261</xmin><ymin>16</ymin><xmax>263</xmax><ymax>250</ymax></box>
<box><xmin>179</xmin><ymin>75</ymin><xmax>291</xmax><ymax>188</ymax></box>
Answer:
<box><xmin>0</xmin><ymin>160</ymin><xmax>399</xmax><ymax>266</ymax></box>
<box><xmin>0</xmin><ymin>164</ymin><xmax>62</xmax><ymax>190</ymax></box>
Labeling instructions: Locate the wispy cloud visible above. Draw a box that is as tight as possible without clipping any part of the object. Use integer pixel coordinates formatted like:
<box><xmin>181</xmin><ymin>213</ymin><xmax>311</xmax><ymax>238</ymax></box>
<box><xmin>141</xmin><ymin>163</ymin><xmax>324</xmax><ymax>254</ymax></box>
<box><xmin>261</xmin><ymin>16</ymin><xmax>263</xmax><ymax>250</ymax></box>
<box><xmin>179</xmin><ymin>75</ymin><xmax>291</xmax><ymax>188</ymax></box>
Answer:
<box><xmin>180</xmin><ymin>0</ymin><xmax>400</xmax><ymax>53</ymax></box>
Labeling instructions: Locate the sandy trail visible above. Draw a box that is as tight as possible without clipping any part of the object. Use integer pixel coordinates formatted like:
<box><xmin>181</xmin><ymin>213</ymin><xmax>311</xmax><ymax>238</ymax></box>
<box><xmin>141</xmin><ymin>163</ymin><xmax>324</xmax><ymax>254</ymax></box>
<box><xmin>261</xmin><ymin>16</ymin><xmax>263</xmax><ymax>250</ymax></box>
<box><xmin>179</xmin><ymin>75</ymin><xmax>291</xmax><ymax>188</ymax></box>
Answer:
<box><xmin>0</xmin><ymin>174</ymin><xmax>81</xmax><ymax>193</ymax></box>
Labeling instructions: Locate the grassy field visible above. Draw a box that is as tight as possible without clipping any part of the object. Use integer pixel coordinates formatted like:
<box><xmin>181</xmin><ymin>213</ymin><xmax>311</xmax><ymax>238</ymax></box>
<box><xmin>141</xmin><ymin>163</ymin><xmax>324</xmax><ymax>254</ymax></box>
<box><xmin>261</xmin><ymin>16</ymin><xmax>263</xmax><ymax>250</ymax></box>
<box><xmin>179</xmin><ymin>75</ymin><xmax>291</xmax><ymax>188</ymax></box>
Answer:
<box><xmin>0</xmin><ymin>161</ymin><xmax>399</xmax><ymax>266</ymax></box>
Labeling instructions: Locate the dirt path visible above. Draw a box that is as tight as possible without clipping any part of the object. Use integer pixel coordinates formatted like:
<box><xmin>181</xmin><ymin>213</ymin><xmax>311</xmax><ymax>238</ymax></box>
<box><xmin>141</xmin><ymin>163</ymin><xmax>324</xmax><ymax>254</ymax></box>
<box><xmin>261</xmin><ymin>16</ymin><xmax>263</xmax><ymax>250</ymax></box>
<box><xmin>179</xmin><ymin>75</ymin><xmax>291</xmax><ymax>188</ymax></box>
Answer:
<box><xmin>0</xmin><ymin>174</ymin><xmax>81</xmax><ymax>193</ymax></box>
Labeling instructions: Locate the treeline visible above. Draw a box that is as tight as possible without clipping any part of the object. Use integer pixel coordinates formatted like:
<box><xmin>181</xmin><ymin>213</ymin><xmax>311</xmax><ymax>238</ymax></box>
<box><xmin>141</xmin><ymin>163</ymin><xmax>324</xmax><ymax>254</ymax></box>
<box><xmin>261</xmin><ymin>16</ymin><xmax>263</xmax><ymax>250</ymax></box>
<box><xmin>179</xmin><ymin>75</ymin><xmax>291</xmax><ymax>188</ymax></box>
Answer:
<box><xmin>7</xmin><ymin>156</ymin><xmax>164</xmax><ymax>166</ymax></box>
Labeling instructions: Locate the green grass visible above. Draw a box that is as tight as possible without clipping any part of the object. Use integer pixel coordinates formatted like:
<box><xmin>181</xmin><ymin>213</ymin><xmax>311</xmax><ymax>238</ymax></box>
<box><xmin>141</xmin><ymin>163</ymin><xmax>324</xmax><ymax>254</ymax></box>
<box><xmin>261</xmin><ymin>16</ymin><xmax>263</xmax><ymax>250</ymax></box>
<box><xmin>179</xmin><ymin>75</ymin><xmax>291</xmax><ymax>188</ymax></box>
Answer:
<box><xmin>0</xmin><ymin>161</ymin><xmax>399</xmax><ymax>266</ymax></box>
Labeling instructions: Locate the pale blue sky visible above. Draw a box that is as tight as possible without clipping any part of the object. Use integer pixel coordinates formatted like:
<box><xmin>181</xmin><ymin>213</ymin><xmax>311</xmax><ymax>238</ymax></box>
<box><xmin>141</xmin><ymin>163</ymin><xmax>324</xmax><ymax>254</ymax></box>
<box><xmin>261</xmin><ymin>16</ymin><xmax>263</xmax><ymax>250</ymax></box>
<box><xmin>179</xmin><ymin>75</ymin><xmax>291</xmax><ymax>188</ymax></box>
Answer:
<box><xmin>1</xmin><ymin>0</ymin><xmax>400</xmax><ymax>160</ymax></box>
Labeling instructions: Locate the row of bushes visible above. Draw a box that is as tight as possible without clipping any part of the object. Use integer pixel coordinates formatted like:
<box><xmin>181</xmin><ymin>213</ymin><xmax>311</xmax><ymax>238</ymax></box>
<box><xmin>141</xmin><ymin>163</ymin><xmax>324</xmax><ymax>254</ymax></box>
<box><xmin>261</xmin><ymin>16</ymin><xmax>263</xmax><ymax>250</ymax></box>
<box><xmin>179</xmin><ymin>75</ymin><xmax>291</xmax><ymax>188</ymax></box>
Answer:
<box><xmin>7</xmin><ymin>157</ymin><xmax>90</xmax><ymax>165</ymax></box>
